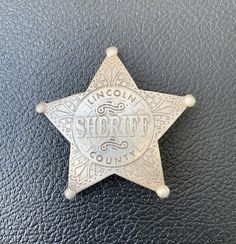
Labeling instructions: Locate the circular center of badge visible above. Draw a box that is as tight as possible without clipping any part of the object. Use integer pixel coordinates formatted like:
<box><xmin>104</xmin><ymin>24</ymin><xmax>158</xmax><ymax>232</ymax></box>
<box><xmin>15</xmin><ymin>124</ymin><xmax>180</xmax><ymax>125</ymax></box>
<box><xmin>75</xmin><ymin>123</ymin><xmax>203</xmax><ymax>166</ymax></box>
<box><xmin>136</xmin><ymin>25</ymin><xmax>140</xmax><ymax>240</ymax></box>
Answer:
<box><xmin>72</xmin><ymin>87</ymin><xmax>154</xmax><ymax>167</ymax></box>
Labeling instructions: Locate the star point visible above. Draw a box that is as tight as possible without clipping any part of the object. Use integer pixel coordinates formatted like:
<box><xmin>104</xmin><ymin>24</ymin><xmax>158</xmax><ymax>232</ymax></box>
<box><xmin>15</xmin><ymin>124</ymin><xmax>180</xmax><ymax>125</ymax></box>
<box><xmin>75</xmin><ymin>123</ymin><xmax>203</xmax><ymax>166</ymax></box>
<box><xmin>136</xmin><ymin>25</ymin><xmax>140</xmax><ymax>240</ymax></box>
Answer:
<box><xmin>36</xmin><ymin>101</ymin><xmax>47</xmax><ymax>114</ymax></box>
<box><xmin>156</xmin><ymin>185</ymin><xmax>170</xmax><ymax>199</ymax></box>
<box><xmin>183</xmin><ymin>94</ymin><xmax>196</xmax><ymax>107</ymax></box>
<box><xmin>105</xmin><ymin>46</ymin><xmax>118</xmax><ymax>57</ymax></box>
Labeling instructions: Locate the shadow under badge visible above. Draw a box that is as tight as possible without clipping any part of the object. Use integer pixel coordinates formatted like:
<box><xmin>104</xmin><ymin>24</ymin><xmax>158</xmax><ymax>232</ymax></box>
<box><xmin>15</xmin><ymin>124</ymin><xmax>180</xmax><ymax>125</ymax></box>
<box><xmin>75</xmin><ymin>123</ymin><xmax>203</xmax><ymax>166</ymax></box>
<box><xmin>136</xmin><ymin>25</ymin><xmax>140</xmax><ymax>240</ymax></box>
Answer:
<box><xmin>36</xmin><ymin>47</ymin><xmax>196</xmax><ymax>200</ymax></box>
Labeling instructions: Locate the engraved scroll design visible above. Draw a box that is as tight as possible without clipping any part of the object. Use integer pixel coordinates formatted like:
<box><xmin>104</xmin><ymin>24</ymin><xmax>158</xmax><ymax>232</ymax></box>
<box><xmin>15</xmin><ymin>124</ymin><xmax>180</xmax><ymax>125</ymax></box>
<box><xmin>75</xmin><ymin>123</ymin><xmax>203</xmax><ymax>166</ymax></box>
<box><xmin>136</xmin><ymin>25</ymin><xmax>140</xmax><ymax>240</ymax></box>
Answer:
<box><xmin>93</xmin><ymin>64</ymin><xmax>132</xmax><ymax>88</ymax></box>
<box><xmin>45</xmin><ymin>95</ymin><xmax>83</xmax><ymax>141</ymax></box>
<box><xmin>116</xmin><ymin>145</ymin><xmax>164</xmax><ymax>191</ymax></box>
<box><xmin>88</xmin><ymin>56</ymin><xmax>138</xmax><ymax>91</ymax></box>
<box><xmin>68</xmin><ymin>146</ymin><xmax>112</xmax><ymax>191</ymax></box>
<box><xmin>97</xmin><ymin>101</ymin><xmax>125</xmax><ymax>114</ymax></box>
<box><xmin>141</xmin><ymin>91</ymin><xmax>186</xmax><ymax>139</ymax></box>
<box><xmin>100</xmin><ymin>140</ymin><xmax>128</xmax><ymax>151</ymax></box>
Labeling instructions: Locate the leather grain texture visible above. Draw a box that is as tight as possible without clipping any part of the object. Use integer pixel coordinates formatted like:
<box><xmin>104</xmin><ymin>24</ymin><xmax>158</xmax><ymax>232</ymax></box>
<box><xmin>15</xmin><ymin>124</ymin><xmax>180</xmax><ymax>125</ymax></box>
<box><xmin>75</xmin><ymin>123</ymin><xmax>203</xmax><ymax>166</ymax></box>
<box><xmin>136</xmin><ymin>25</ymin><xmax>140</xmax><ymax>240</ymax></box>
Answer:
<box><xmin>1</xmin><ymin>0</ymin><xmax>236</xmax><ymax>243</ymax></box>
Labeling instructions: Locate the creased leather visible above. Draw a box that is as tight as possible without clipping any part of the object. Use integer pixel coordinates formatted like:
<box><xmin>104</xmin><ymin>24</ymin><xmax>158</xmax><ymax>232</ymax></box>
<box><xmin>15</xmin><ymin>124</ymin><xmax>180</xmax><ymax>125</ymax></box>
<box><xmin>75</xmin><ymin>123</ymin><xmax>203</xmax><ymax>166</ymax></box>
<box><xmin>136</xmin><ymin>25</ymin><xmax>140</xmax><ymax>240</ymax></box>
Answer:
<box><xmin>0</xmin><ymin>0</ymin><xmax>236</xmax><ymax>243</ymax></box>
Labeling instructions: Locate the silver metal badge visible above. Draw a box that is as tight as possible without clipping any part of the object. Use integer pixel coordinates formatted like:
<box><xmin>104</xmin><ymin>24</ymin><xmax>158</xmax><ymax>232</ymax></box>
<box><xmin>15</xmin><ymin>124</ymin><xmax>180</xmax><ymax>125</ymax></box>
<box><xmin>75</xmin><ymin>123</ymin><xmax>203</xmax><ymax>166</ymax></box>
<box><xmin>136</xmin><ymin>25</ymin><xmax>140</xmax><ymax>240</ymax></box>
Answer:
<box><xmin>36</xmin><ymin>47</ymin><xmax>196</xmax><ymax>199</ymax></box>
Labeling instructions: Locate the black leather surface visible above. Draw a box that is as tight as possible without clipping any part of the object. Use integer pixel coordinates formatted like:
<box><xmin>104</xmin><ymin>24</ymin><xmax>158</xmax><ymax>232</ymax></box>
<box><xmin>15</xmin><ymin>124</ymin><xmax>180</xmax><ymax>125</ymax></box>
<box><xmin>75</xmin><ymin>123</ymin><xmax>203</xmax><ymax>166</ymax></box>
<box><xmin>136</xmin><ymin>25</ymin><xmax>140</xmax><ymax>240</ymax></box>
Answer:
<box><xmin>1</xmin><ymin>1</ymin><xmax>236</xmax><ymax>243</ymax></box>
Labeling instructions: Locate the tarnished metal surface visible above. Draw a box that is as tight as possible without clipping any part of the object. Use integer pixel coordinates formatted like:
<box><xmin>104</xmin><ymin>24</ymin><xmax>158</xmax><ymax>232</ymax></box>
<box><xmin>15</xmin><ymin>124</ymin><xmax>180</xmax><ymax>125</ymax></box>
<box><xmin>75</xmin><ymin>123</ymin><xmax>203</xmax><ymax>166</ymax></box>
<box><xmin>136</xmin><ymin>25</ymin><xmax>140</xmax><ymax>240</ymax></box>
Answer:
<box><xmin>36</xmin><ymin>47</ymin><xmax>196</xmax><ymax>199</ymax></box>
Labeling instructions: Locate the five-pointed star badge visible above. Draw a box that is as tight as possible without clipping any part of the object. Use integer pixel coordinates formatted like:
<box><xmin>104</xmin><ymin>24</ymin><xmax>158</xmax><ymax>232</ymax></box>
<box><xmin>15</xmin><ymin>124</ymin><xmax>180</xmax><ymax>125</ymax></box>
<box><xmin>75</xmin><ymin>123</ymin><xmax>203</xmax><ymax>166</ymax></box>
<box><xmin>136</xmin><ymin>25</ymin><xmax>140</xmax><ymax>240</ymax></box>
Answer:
<box><xmin>36</xmin><ymin>47</ymin><xmax>196</xmax><ymax>199</ymax></box>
